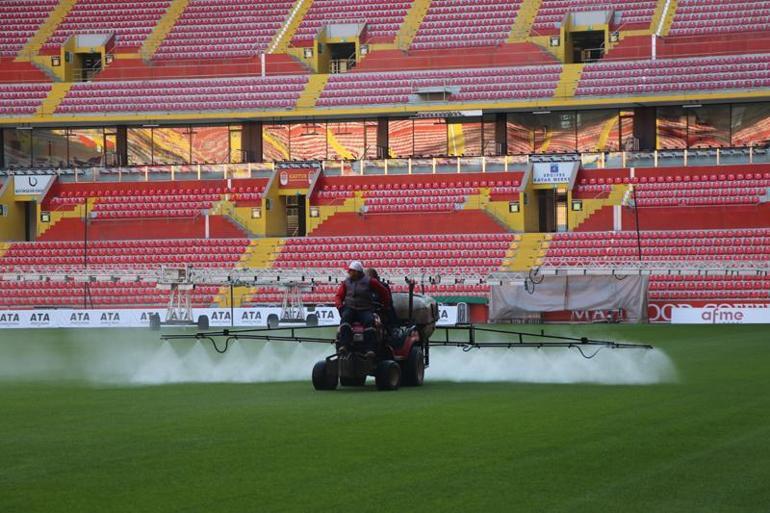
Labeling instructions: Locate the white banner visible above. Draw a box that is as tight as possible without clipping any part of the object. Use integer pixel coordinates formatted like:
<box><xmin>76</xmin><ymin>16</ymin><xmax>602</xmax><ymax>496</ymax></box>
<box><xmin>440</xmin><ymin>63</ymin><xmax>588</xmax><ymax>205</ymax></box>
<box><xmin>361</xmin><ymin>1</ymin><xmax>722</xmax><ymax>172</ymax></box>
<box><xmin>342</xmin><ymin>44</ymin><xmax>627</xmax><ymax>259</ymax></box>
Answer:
<box><xmin>531</xmin><ymin>162</ymin><xmax>575</xmax><ymax>184</ymax></box>
<box><xmin>14</xmin><ymin>175</ymin><xmax>54</xmax><ymax>195</ymax></box>
<box><xmin>0</xmin><ymin>306</ymin><xmax>458</xmax><ymax>329</ymax></box>
<box><xmin>671</xmin><ymin>306</ymin><xmax>770</xmax><ymax>324</ymax></box>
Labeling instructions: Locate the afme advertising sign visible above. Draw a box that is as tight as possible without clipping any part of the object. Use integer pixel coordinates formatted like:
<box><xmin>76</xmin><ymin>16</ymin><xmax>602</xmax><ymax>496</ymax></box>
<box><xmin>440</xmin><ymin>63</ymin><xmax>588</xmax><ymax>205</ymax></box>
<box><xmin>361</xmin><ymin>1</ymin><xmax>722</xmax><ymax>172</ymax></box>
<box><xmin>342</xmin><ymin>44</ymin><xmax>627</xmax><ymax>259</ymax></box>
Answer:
<box><xmin>670</xmin><ymin>306</ymin><xmax>770</xmax><ymax>324</ymax></box>
<box><xmin>0</xmin><ymin>306</ymin><xmax>459</xmax><ymax>329</ymax></box>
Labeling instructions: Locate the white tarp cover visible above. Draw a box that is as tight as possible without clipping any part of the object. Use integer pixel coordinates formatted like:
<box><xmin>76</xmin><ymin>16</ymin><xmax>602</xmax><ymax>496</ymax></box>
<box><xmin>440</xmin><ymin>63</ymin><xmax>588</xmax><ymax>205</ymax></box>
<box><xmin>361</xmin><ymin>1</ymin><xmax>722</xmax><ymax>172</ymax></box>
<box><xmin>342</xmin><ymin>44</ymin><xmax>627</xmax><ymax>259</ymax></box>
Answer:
<box><xmin>489</xmin><ymin>275</ymin><xmax>649</xmax><ymax>323</ymax></box>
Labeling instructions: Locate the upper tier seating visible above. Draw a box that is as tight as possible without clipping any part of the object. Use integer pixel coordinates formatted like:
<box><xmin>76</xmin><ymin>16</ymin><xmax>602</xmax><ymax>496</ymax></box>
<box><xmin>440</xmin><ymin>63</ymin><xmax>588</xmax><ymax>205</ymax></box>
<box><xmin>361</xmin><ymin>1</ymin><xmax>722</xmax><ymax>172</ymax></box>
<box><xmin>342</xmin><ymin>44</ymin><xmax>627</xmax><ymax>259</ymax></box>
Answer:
<box><xmin>410</xmin><ymin>0</ymin><xmax>522</xmax><ymax>50</ymax></box>
<box><xmin>543</xmin><ymin>229</ymin><xmax>770</xmax><ymax>265</ymax></box>
<box><xmin>669</xmin><ymin>0</ymin><xmax>770</xmax><ymax>36</ymax></box>
<box><xmin>274</xmin><ymin>233</ymin><xmax>514</xmax><ymax>273</ymax></box>
<box><xmin>292</xmin><ymin>0</ymin><xmax>411</xmax><ymax>44</ymax></box>
<box><xmin>55</xmin><ymin>75</ymin><xmax>308</xmax><ymax>114</ymax></box>
<box><xmin>630</xmin><ymin>172</ymin><xmax>770</xmax><ymax>207</ymax></box>
<box><xmin>47</xmin><ymin>180</ymin><xmax>266</xmax><ymax>219</ymax></box>
<box><xmin>317</xmin><ymin>65</ymin><xmax>561</xmax><ymax>106</ymax></box>
<box><xmin>0</xmin><ymin>82</ymin><xmax>52</xmax><ymax>116</ymax></box>
<box><xmin>153</xmin><ymin>0</ymin><xmax>295</xmax><ymax>59</ymax></box>
<box><xmin>0</xmin><ymin>0</ymin><xmax>58</xmax><ymax>57</ymax></box>
<box><xmin>42</xmin><ymin>0</ymin><xmax>172</xmax><ymax>51</ymax></box>
<box><xmin>532</xmin><ymin>0</ymin><xmax>657</xmax><ymax>34</ymax></box>
<box><xmin>576</xmin><ymin>54</ymin><xmax>770</xmax><ymax>97</ymax></box>
<box><xmin>0</xmin><ymin>238</ymin><xmax>249</xmax><ymax>271</ymax></box>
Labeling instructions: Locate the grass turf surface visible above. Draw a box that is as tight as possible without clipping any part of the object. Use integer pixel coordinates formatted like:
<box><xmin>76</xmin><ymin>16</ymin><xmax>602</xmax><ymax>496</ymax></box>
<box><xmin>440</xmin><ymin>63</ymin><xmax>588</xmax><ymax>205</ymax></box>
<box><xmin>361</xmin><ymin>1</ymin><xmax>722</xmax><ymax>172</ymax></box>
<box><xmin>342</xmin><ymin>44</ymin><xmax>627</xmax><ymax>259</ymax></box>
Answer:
<box><xmin>0</xmin><ymin>324</ymin><xmax>769</xmax><ymax>513</ymax></box>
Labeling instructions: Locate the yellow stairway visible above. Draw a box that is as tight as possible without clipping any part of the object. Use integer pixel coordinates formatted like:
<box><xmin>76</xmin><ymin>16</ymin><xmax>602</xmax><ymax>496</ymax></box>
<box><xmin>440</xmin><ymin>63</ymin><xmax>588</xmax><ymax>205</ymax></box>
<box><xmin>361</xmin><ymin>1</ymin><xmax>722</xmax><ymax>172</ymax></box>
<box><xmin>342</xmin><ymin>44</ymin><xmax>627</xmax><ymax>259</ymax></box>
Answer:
<box><xmin>215</xmin><ymin>238</ymin><xmax>284</xmax><ymax>307</ymax></box>
<box><xmin>307</xmin><ymin>194</ymin><xmax>360</xmax><ymax>234</ymax></box>
<box><xmin>555</xmin><ymin>63</ymin><xmax>585</xmax><ymax>98</ymax></box>
<box><xmin>508</xmin><ymin>0</ymin><xmax>542</xmax><ymax>42</ymax></box>
<box><xmin>394</xmin><ymin>0</ymin><xmax>432</xmax><ymax>50</ymax></box>
<box><xmin>268</xmin><ymin>0</ymin><xmax>314</xmax><ymax>54</ymax></box>
<box><xmin>654</xmin><ymin>0</ymin><xmax>679</xmax><ymax>36</ymax></box>
<box><xmin>16</xmin><ymin>0</ymin><xmax>78</xmax><ymax>60</ymax></box>
<box><xmin>503</xmin><ymin>232</ymin><xmax>547</xmax><ymax>271</ymax></box>
<box><xmin>296</xmin><ymin>74</ymin><xmax>330</xmax><ymax>109</ymax></box>
<box><xmin>140</xmin><ymin>0</ymin><xmax>191</xmax><ymax>60</ymax></box>
<box><xmin>571</xmin><ymin>183</ymin><xmax>628</xmax><ymax>230</ymax></box>
<box><xmin>37</xmin><ymin>82</ymin><xmax>73</xmax><ymax>115</ymax></box>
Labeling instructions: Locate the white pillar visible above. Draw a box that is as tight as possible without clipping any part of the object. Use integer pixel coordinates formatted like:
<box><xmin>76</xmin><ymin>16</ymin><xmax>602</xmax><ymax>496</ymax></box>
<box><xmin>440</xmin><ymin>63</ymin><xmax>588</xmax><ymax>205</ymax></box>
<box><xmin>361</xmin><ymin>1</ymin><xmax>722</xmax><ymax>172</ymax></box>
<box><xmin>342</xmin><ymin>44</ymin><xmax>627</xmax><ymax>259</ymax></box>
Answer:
<box><xmin>261</xmin><ymin>53</ymin><xmax>266</xmax><ymax>77</ymax></box>
<box><xmin>204</xmin><ymin>213</ymin><xmax>210</xmax><ymax>239</ymax></box>
<box><xmin>651</xmin><ymin>35</ymin><xmax>657</xmax><ymax>60</ymax></box>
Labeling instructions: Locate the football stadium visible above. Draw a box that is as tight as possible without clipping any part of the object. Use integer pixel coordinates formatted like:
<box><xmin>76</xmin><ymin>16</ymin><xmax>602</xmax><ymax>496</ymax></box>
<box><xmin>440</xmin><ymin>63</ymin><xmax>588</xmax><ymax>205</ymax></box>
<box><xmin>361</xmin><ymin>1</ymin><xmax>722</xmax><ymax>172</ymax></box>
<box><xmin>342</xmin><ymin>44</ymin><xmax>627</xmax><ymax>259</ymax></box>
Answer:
<box><xmin>1</xmin><ymin>0</ymin><xmax>769</xmax><ymax>511</ymax></box>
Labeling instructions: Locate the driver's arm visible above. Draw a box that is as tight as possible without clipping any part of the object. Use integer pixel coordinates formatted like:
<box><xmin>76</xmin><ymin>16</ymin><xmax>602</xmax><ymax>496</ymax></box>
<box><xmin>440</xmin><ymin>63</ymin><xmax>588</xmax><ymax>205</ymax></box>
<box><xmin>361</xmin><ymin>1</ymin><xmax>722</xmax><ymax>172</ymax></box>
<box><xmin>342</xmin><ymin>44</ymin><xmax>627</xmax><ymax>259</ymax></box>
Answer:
<box><xmin>334</xmin><ymin>282</ymin><xmax>346</xmax><ymax>310</ymax></box>
<box><xmin>370</xmin><ymin>278</ymin><xmax>392</xmax><ymax>310</ymax></box>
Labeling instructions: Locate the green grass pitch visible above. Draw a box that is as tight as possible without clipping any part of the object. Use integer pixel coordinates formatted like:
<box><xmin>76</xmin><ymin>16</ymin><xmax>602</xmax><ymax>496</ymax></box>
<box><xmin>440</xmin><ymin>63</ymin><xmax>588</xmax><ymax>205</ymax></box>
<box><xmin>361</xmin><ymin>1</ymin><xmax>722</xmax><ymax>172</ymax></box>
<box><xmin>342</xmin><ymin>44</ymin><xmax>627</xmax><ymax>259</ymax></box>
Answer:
<box><xmin>0</xmin><ymin>324</ymin><xmax>769</xmax><ymax>513</ymax></box>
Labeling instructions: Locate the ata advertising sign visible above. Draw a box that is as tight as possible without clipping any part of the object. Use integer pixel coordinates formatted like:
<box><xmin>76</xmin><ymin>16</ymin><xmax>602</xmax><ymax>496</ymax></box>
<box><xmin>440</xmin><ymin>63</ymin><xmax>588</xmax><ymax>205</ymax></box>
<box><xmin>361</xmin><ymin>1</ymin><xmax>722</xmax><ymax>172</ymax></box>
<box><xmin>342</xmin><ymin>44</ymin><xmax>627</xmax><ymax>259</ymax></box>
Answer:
<box><xmin>14</xmin><ymin>175</ymin><xmax>54</xmax><ymax>195</ymax></box>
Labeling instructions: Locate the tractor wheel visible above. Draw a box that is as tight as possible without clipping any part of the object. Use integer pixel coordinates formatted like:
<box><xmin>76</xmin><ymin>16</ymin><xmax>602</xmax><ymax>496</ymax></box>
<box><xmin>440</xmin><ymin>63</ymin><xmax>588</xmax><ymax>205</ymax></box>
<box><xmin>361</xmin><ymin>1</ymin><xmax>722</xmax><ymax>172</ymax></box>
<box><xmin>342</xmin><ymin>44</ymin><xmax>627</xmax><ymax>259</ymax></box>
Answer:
<box><xmin>305</xmin><ymin>313</ymin><xmax>319</xmax><ymax>327</ymax></box>
<box><xmin>340</xmin><ymin>375</ymin><xmax>366</xmax><ymax>387</ymax></box>
<box><xmin>375</xmin><ymin>360</ymin><xmax>401</xmax><ymax>391</ymax></box>
<box><xmin>402</xmin><ymin>345</ymin><xmax>425</xmax><ymax>387</ymax></box>
<box><xmin>197</xmin><ymin>315</ymin><xmax>209</xmax><ymax>330</ymax></box>
<box><xmin>312</xmin><ymin>360</ymin><xmax>337</xmax><ymax>391</ymax></box>
<box><xmin>149</xmin><ymin>313</ymin><xmax>161</xmax><ymax>331</ymax></box>
<box><xmin>267</xmin><ymin>314</ymin><xmax>280</xmax><ymax>329</ymax></box>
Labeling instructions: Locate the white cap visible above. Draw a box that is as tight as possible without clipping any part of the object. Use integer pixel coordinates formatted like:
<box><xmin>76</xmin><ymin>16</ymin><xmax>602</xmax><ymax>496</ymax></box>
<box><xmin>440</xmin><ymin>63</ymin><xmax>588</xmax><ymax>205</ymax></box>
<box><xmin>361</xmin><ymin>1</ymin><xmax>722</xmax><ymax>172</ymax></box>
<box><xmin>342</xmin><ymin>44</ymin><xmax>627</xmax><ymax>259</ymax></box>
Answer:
<box><xmin>348</xmin><ymin>261</ymin><xmax>364</xmax><ymax>272</ymax></box>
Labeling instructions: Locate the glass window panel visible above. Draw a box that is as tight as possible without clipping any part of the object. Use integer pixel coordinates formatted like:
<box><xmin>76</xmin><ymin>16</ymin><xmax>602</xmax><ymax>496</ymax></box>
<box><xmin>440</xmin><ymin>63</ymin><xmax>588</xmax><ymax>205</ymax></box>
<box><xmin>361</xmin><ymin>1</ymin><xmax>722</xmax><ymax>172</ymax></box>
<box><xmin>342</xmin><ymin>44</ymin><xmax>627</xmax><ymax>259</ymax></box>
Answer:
<box><xmin>687</xmin><ymin>105</ymin><xmax>730</xmax><ymax>148</ymax></box>
<box><xmin>191</xmin><ymin>126</ymin><xmax>229</xmax><ymax>164</ymax></box>
<box><xmin>153</xmin><ymin>127</ymin><xmax>190</xmax><ymax>165</ymax></box>
<box><xmin>482</xmin><ymin>118</ymin><xmax>497</xmax><ymax>156</ymax></box>
<box><xmin>365</xmin><ymin>120</ymin><xmax>378</xmax><ymax>159</ymax></box>
<box><xmin>3</xmin><ymin>128</ymin><xmax>32</xmax><ymax>168</ymax></box>
<box><xmin>327</xmin><ymin>121</ymin><xmax>365</xmax><ymax>160</ymax></box>
<box><xmin>263</xmin><ymin>124</ymin><xmax>289</xmax><ymax>162</ymax></box>
<box><xmin>288</xmin><ymin>122</ymin><xmax>326</xmax><ymax>161</ymax></box>
<box><xmin>577</xmin><ymin>110</ymin><xmax>619</xmax><ymax>152</ymax></box>
<box><xmin>732</xmin><ymin>102</ymin><xmax>770</xmax><ymax>147</ymax></box>
<box><xmin>619</xmin><ymin>111</ymin><xmax>635</xmax><ymax>151</ymax></box>
<box><xmin>508</xmin><ymin>112</ymin><xmax>576</xmax><ymax>154</ymax></box>
<box><xmin>413</xmin><ymin>118</ymin><xmax>447</xmax><ymax>157</ymax></box>
<box><xmin>32</xmin><ymin>129</ymin><xmax>68</xmax><ymax>168</ymax></box>
<box><xmin>69</xmin><ymin>128</ymin><xmax>104</xmax><ymax>167</ymax></box>
<box><xmin>657</xmin><ymin>106</ymin><xmax>687</xmax><ymax>149</ymax></box>
<box><xmin>507</xmin><ymin>113</ymin><xmax>532</xmax><ymax>155</ymax></box>
<box><xmin>127</xmin><ymin>128</ymin><xmax>153</xmax><ymax>166</ymax></box>
<box><xmin>449</xmin><ymin>121</ymin><xmax>481</xmax><ymax>157</ymax></box>
<box><xmin>229</xmin><ymin>127</ymin><xmax>243</xmax><ymax>163</ymax></box>
<box><xmin>388</xmin><ymin>119</ymin><xmax>413</xmax><ymax>158</ymax></box>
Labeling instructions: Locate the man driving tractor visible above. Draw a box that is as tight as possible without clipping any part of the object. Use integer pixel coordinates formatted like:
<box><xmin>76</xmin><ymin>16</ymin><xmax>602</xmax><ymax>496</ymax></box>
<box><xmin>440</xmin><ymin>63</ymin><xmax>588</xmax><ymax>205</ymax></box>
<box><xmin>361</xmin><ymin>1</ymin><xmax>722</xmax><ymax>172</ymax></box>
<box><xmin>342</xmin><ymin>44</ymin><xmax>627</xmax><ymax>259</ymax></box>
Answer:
<box><xmin>335</xmin><ymin>261</ymin><xmax>392</xmax><ymax>356</ymax></box>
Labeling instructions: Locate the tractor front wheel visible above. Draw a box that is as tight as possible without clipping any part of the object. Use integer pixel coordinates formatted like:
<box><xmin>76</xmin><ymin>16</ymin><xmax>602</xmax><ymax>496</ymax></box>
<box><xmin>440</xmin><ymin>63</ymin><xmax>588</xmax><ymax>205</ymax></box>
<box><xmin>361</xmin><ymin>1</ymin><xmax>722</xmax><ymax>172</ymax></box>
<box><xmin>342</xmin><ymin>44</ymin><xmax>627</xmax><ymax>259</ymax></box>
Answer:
<box><xmin>312</xmin><ymin>360</ymin><xmax>338</xmax><ymax>391</ymax></box>
<box><xmin>402</xmin><ymin>345</ymin><xmax>425</xmax><ymax>387</ymax></box>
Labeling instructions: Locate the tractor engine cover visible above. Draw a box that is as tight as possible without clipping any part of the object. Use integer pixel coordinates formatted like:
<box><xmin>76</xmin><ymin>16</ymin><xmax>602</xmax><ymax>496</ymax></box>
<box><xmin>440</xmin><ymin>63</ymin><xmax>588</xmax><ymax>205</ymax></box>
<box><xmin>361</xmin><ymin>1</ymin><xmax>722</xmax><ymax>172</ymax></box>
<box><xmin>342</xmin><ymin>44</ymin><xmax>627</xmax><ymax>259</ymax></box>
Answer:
<box><xmin>392</xmin><ymin>292</ymin><xmax>439</xmax><ymax>340</ymax></box>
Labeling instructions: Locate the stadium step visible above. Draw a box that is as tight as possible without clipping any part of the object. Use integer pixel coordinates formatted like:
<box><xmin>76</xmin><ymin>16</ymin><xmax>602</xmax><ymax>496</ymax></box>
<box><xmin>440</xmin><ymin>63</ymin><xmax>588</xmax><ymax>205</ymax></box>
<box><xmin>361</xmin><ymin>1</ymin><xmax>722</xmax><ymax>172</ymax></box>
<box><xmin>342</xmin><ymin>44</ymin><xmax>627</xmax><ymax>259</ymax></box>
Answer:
<box><xmin>654</xmin><ymin>0</ymin><xmax>679</xmax><ymax>36</ymax></box>
<box><xmin>15</xmin><ymin>0</ymin><xmax>78</xmax><ymax>61</ymax></box>
<box><xmin>396</xmin><ymin>0</ymin><xmax>432</xmax><ymax>50</ymax></box>
<box><xmin>140</xmin><ymin>0</ymin><xmax>191</xmax><ymax>61</ymax></box>
<box><xmin>296</xmin><ymin>73</ymin><xmax>330</xmax><ymax>109</ymax></box>
<box><xmin>214</xmin><ymin>238</ymin><xmax>282</xmax><ymax>306</ymax></box>
<box><xmin>37</xmin><ymin>81</ymin><xmax>73</xmax><ymax>115</ymax></box>
<box><xmin>508</xmin><ymin>0</ymin><xmax>543</xmax><ymax>42</ymax></box>
<box><xmin>572</xmin><ymin>183</ymin><xmax>628</xmax><ymax>231</ymax></box>
<box><xmin>307</xmin><ymin>193</ymin><xmax>361</xmax><ymax>235</ymax></box>
<box><xmin>268</xmin><ymin>0</ymin><xmax>314</xmax><ymax>54</ymax></box>
<box><xmin>555</xmin><ymin>63</ymin><xmax>584</xmax><ymax>98</ymax></box>
<box><xmin>503</xmin><ymin>232</ymin><xmax>544</xmax><ymax>271</ymax></box>
<box><xmin>38</xmin><ymin>199</ymin><xmax>89</xmax><ymax>239</ymax></box>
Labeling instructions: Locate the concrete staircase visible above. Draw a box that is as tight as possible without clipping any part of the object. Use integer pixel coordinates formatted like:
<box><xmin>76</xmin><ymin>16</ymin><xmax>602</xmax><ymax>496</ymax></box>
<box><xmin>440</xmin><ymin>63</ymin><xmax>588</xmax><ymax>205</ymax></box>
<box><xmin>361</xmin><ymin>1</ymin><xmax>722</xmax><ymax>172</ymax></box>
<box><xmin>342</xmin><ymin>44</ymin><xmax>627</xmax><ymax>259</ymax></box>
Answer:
<box><xmin>555</xmin><ymin>63</ymin><xmax>585</xmax><ymax>98</ymax></box>
<box><xmin>215</xmin><ymin>238</ymin><xmax>284</xmax><ymax>306</ymax></box>
<box><xmin>268</xmin><ymin>0</ymin><xmax>314</xmax><ymax>53</ymax></box>
<box><xmin>37</xmin><ymin>82</ymin><xmax>73</xmax><ymax>115</ymax></box>
<box><xmin>508</xmin><ymin>0</ymin><xmax>542</xmax><ymax>42</ymax></box>
<box><xmin>16</xmin><ymin>0</ymin><xmax>78</xmax><ymax>60</ymax></box>
<box><xmin>140</xmin><ymin>0</ymin><xmax>191</xmax><ymax>61</ymax></box>
<box><xmin>503</xmin><ymin>232</ymin><xmax>546</xmax><ymax>271</ymax></box>
<box><xmin>307</xmin><ymin>194</ymin><xmax>360</xmax><ymax>234</ymax></box>
<box><xmin>394</xmin><ymin>0</ymin><xmax>432</xmax><ymax>50</ymax></box>
<box><xmin>296</xmin><ymin>74</ymin><xmax>330</xmax><ymax>109</ymax></box>
<box><xmin>572</xmin><ymin>184</ymin><xmax>628</xmax><ymax>230</ymax></box>
<box><xmin>37</xmin><ymin>201</ymin><xmax>88</xmax><ymax>239</ymax></box>
<box><xmin>654</xmin><ymin>0</ymin><xmax>679</xmax><ymax>36</ymax></box>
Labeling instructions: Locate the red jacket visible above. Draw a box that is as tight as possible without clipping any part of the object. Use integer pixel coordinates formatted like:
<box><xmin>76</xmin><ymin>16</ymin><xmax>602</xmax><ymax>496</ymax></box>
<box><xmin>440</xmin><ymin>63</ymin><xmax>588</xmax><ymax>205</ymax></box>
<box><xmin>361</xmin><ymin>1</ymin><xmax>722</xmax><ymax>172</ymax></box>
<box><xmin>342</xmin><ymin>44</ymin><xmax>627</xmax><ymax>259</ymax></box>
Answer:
<box><xmin>335</xmin><ymin>277</ymin><xmax>392</xmax><ymax>310</ymax></box>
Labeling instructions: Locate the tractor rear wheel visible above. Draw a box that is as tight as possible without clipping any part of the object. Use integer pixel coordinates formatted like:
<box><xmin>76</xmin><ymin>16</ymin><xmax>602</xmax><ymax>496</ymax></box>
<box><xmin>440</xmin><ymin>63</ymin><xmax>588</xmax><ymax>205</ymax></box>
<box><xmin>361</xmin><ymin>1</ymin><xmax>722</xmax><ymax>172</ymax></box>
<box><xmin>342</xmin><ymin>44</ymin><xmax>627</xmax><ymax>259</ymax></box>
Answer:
<box><xmin>402</xmin><ymin>345</ymin><xmax>425</xmax><ymax>387</ymax></box>
<box><xmin>312</xmin><ymin>360</ymin><xmax>337</xmax><ymax>391</ymax></box>
<box><xmin>375</xmin><ymin>360</ymin><xmax>401</xmax><ymax>391</ymax></box>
